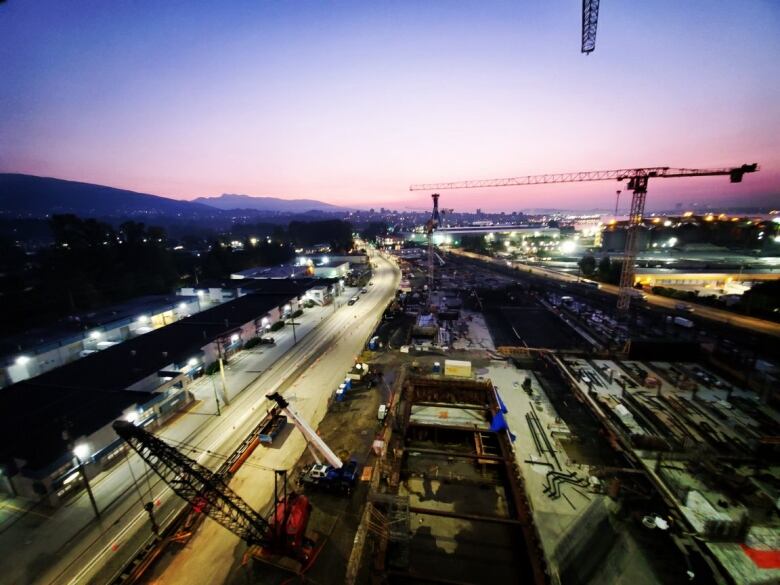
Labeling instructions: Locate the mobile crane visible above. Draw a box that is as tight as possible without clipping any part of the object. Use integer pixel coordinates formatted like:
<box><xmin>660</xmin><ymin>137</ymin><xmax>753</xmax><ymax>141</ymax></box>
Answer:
<box><xmin>112</xmin><ymin>420</ymin><xmax>315</xmax><ymax>563</ymax></box>
<box><xmin>267</xmin><ymin>392</ymin><xmax>359</xmax><ymax>494</ymax></box>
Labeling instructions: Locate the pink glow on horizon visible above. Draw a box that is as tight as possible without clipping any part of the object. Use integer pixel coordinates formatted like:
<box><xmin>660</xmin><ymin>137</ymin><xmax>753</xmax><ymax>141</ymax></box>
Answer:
<box><xmin>1</xmin><ymin>1</ymin><xmax>778</xmax><ymax>212</ymax></box>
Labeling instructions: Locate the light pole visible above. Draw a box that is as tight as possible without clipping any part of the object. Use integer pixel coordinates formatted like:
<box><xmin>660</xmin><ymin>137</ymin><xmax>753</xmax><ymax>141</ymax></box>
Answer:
<box><xmin>210</xmin><ymin>374</ymin><xmax>221</xmax><ymax>416</ymax></box>
<box><xmin>73</xmin><ymin>443</ymin><xmax>100</xmax><ymax>519</ymax></box>
<box><xmin>290</xmin><ymin>315</ymin><xmax>297</xmax><ymax>345</ymax></box>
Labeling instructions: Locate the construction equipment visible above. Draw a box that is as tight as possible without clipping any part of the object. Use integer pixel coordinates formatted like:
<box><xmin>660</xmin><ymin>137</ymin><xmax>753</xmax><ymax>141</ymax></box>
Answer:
<box><xmin>258</xmin><ymin>406</ymin><xmax>287</xmax><ymax>444</ymax></box>
<box><xmin>112</xmin><ymin>420</ymin><xmax>314</xmax><ymax>562</ymax></box>
<box><xmin>410</xmin><ymin>164</ymin><xmax>758</xmax><ymax>312</ymax></box>
<box><xmin>426</xmin><ymin>193</ymin><xmax>441</xmax><ymax>291</ymax></box>
<box><xmin>582</xmin><ymin>0</ymin><xmax>600</xmax><ymax>54</ymax></box>
<box><xmin>267</xmin><ymin>392</ymin><xmax>359</xmax><ymax>494</ymax></box>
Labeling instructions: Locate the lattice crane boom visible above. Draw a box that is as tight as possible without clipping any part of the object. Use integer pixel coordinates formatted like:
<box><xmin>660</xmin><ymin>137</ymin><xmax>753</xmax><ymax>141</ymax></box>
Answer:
<box><xmin>409</xmin><ymin>165</ymin><xmax>758</xmax><ymax>191</ymax></box>
<box><xmin>582</xmin><ymin>0</ymin><xmax>600</xmax><ymax>54</ymax></box>
<box><xmin>409</xmin><ymin>163</ymin><xmax>758</xmax><ymax>313</ymax></box>
<box><xmin>113</xmin><ymin>420</ymin><xmax>271</xmax><ymax>546</ymax></box>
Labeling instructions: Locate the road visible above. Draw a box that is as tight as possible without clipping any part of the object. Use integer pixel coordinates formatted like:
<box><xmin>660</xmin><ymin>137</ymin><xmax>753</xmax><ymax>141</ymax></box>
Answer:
<box><xmin>0</xmin><ymin>250</ymin><xmax>398</xmax><ymax>585</ymax></box>
<box><xmin>151</xmin><ymin>249</ymin><xmax>399</xmax><ymax>585</ymax></box>
<box><xmin>450</xmin><ymin>249</ymin><xmax>780</xmax><ymax>338</ymax></box>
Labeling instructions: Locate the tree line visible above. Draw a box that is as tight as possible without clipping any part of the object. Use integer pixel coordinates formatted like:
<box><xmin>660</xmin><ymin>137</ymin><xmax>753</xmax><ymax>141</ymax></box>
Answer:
<box><xmin>0</xmin><ymin>215</ymin><xmax>354</xmax><ymax>336</ymax></box>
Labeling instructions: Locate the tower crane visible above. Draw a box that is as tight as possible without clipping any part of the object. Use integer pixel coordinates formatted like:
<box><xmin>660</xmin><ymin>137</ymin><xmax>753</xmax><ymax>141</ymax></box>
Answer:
<box><xmin>582</xmin><ymin>0</ymin><xmax>600</xmax><ymax>54</ymax></box>
<box><xmin>410</xmin><ymin>164</ymin><xmax>758</xmax><ymax>312</ymax></box>
<box><xmin>426</xmin><ymin>193</ymin><xmax>441</xmax><ymax>292</ymax></box>
<box><xmin>267</xmin><ymin>392</ymin><xmax>359</xmax><ymax>494</ymax></box>
<box><xmin>112</xmin><ymin>420</ymin><xmax>314</xmax><ymax>562</ymax></box>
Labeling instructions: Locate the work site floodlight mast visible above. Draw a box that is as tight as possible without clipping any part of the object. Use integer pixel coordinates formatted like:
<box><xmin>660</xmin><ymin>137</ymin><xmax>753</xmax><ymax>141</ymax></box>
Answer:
<box><xmin>410</xmin><ymin>164</ymin><xmax>758</xmax><ymax>313</ymax></box>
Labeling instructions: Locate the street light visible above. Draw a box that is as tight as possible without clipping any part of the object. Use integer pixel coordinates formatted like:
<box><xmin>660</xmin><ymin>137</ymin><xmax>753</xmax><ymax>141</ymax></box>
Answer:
<box><xmin>15</xmin><ymin>355</ymin><xmax>30</xmax><ymax>366</ymax></box>
<box><xmin>73</xmin><ymin>443</ymin><xmax>100</xmax><ymax>519</ymax></box>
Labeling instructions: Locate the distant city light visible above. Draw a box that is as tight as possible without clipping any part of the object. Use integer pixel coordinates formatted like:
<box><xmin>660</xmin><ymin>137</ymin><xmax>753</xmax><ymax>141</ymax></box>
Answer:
<box><xmin>663</xmin><ymin>220</ymin><xmax>672</xmax><ymax>227</ymax></box>
<box><xmin>559</xmin><ymin>240</ymin><xmax>577</xmax><ymax>254</ymax></box>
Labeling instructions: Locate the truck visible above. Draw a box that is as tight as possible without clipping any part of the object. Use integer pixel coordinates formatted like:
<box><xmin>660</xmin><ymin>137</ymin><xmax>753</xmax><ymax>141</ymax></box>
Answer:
<box><xmin>258</xmin><ymin>406</ymin><xmax>287</xmax><ymax>444</ymax></box>
<box><xmin>673</xmin><ymin>316</ymin><xmax>694</xmax><ymax>329</ymax></box>
<box><xmin>347</xmin><ymin>362</ymin><xmax>370</xmax><ymax>381</ymax></box>
<box><xmin>298</xmin><ymin>461</ymin><xmax>359</xmax><ymax>495</ymax></box>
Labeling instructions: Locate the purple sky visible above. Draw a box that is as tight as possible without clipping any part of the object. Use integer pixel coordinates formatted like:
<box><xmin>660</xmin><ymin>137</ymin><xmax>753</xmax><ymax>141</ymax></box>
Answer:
<box><xmin>1</xmin><ymin>1</ymin><xmax>778</xmax><ymax>211</ymax></box>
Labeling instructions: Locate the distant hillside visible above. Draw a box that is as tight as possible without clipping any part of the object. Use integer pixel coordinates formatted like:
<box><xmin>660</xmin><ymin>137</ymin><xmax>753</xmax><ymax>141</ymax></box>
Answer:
<box><xmin>194</xmin><ymin>193</ymin><xmax>347</xmax><ymax>213</ymax></box>
<box><xmin>0</xmin><ymin>174</ymin><xmax>221</xmax><ymax>218</ymax></box>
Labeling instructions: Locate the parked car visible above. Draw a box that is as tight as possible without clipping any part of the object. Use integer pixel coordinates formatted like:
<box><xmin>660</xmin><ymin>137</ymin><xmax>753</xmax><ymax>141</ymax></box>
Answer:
<box><xmin>259</xmin><ymin>337</ymin><xmax>275</xmax><ymax>345</ymax></box>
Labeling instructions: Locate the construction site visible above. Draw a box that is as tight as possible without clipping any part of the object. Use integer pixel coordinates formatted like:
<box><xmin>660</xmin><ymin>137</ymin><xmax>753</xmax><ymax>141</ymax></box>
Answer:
<box><xmin>84</xmin><ymin>163</ymin><xmax>777</xmax><ymax>585</ymax></box>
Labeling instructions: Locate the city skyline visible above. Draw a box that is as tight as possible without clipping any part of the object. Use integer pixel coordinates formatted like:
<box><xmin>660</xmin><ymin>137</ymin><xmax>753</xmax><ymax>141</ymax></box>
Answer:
<box><xmin>1</xmin><ymin>1</ymin><xmax>778</xmax><ymax>211</ymax></box>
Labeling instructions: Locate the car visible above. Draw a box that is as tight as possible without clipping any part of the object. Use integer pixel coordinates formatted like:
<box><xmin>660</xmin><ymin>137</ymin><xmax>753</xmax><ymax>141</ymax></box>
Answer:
<box><xmin>369</xmin><ymin>281</ymin><xmax>374</xmax><ymax>286</ymax></box>
<box><xmin>259</xmin><ymin>337</ymin><xmax>275</xmax><ymax>345</ymax></box>
<box><xmin>360</xmin><ymin>287</ymin><xmax>368</xmax><ymax>293</ymax></box>
<box><xmin>348</xmin><ymin>296</ymin><xmax>358</xmax><ymax>305</ymax></box>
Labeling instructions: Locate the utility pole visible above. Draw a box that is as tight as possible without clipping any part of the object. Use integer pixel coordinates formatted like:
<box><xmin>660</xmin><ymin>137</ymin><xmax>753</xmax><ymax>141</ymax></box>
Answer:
<box><xmin>210</xmin><ymin>374</ymin><xmax>221</xmax><ymax>416</ymax></box>
<box><xmin>290</xmin><ymin>313</ymin><xmax>298</xmax><ymax>345</ymax></box>
<box><xmin>216</xmin><ymin>339</ymin><xmax>229</xmax><ymax>406</ymax></box>
<box><xmin>73</xmin><ymin>447</ymin><xmax>100</xmax><ymax>519</ymax></box>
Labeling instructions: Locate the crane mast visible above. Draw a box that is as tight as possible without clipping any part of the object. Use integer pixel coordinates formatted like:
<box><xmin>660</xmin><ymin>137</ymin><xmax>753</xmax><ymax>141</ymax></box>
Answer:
<box><xmin>427</xmin><ymin>193</ymin><xmax>441</xmax><ymax>292</ymax></box>
<box><xmin>582</xmin><ymin>0</ymin><xmax>600</xmax><ymax>54</ymax></box>
<box><xmin>113</xmin><ymin>420</ymin><xmax>271</xmax><ymax>545</ymax></box>
<box><xmin>410</xmin><ymin>164</ymin><xmax>758</xmax><ymax>313</ymax></box>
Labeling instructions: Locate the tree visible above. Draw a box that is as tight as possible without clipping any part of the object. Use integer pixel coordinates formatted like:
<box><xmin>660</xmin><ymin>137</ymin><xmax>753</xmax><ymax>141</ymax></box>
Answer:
<box><xmin>741</xmin><ymin>281</ymin><xmax>780</xmax><ymax>316</ymax></box>
<box><xmin>598</xmin><ymin>256</ymin><xmax>611</xmax><ymax>279</ymax></box>
<box><xmin>361</xmin><ymin>222</ymin><xmax>388</xmax><ymax>241</ymax></box>
<box><xmin>287</xmin><ymin>220</ymin><xmax>353</xmax><ymax>252</ymax></box>
<box><xmin>578</xmin><ymin>254</ymin><xmax>596</xmax><ymax>277</ymax></box>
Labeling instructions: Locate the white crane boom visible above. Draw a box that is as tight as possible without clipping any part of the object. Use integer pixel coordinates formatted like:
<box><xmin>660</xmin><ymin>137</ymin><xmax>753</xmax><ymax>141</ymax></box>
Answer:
<box><xmin>267</xmin><ymin>392</ymin><xmax>343</xmax><ymax>469</ymax></box>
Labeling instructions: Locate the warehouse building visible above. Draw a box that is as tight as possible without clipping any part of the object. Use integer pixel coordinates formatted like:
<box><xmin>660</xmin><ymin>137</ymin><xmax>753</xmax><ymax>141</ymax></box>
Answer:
<box><xmin>0</xmin><ymin>283</ymin><xmax>313</xmax><ymax>505</ymax></box>
<box><xmin>0</xmin><ymin>294</ymin><xmax>201</xmax><ymax>389</ymax></box>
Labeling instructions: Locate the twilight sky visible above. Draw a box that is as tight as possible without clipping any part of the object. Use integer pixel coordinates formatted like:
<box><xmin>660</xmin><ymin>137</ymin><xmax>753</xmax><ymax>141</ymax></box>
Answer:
<box><xmin>0</xmin><ymin>1</ymin><xmax>778</xmax><ymax>211</ymax></box>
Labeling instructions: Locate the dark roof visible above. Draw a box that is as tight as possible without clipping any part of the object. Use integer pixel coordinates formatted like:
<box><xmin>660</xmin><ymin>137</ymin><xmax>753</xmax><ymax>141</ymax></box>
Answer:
<box><xmin>0</xmin><ymin>293</ymin><xmax>293</xmax><ymax>472</ymax></box>
<box><xmin>0</xmin><ymin>294</ymin><xmax>197</xmax><ymax>360</ymax></box>
<box><xmin>189</xmin><ymin>278</ymin><xmax>320</xmax><ymax>296</ymax></box>
<box><xmin>241</xmin><ymin>278</ymin><xmax>322</xmax><ymax>295</ymax></box>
